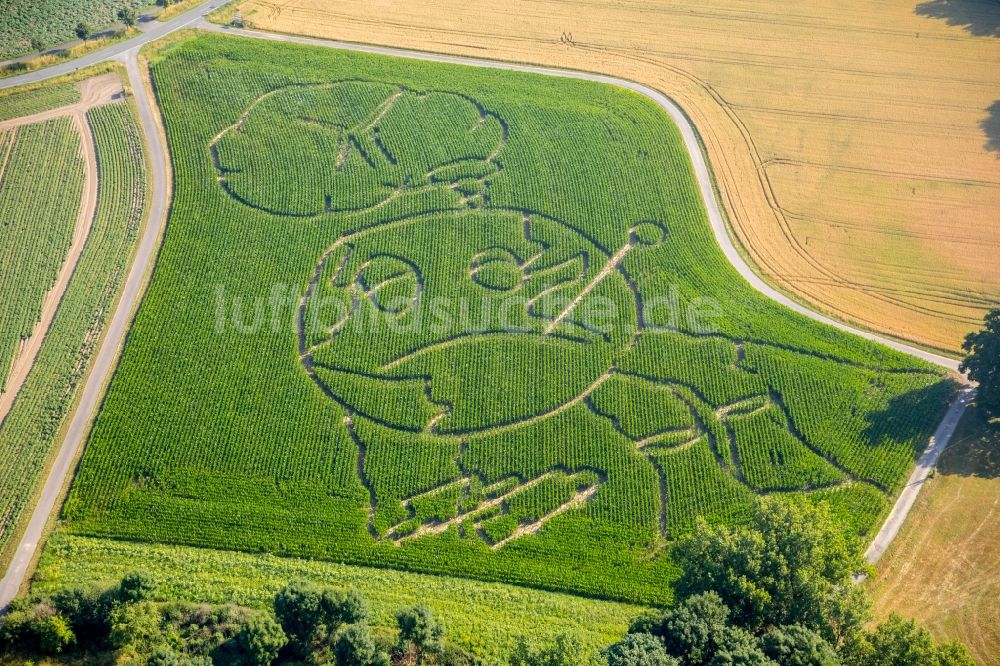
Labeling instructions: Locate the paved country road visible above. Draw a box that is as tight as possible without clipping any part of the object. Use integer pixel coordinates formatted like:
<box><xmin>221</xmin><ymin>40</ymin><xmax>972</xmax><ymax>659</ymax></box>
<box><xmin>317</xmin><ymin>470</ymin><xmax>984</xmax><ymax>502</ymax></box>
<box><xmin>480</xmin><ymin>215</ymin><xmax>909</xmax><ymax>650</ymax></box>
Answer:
<box><xmin>0</xmin><ymin>8</ymin><xmax>974</xmax><ymax>609</ymax></box>
<box><xmin>0</xmin><ymin>0</ymin><xmax>224</xmax><ymax>610</ymax></box>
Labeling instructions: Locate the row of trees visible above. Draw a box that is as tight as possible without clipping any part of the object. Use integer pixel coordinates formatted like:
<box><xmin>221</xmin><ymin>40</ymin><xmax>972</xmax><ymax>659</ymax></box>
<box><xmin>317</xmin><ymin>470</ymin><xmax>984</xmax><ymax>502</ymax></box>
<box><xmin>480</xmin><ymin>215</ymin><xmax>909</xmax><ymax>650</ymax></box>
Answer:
<box><xmin>599</xmin><ymin>500</ymin><xmax>974</xmax><ymax>665</ymax></box>
<box><xmin>0</xmin><ymin>572</ymin><xmax>472</xmax><ymax>665</ymax></box>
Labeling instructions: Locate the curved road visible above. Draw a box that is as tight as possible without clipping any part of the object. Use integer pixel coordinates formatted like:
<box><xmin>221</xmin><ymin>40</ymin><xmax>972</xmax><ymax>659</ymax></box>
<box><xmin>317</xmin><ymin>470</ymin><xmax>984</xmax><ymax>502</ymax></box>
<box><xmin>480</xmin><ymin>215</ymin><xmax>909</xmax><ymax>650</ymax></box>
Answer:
<box><xmin>0</xmin><ymin>9</ymin><xmax>973</xmax><ymax>608</ymax></box>
<box><xmin>0</xmin><ymin>0</ymin><xmax>224</xmax><ymax>609</ymax></box>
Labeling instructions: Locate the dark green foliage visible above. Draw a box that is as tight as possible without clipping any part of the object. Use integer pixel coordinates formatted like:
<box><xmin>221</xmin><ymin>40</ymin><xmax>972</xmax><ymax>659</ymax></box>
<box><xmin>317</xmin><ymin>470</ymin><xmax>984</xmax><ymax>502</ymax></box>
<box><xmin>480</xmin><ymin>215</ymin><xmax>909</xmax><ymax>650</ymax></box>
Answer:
<box><xmin>108</xmin><ymin>601</ymin><xmax>163</xmax><ymax>652</ymax></box>
<box><xmin>841</xmin><ymin>615</ymin><xmax>975</xmax><ymax>666</ymax></box>
<box><xmin>760</xmin><ymin>625</ymin><xmax>839</xmax><ymax>666</ymax></box>
<box><xmin>148</xmin><ymin>647</ymin><xmax>214</xmax><ymax>666</ymax></box>
<box><xmin>630</xmin><ymin>592</ymin><xmax>771</xmax><ymax>666</ymax></box>
<box><xmin>118</xmin><ymin>571</ymin><xmax>158</xmax><ymax>604</ymax></box>
<box><xmin>237</xmin><ymin>615</ymin><xmax>287</xmax><ymax>666</ymax></box>
<box><xmin>656</xmin><ymin>593</ymin><xmax>731</xmax><ymax>663</ymax></box>
<box><xmin>334</xmin><ymin>624</ymin><xmax>390</xmax><ymax>666</ymax></box>
<box><xmin>74</xmin><ymin>21</ymin><xmax>91</xmax><ymax>40</ymax></box>
<box><xmin>36</xmin><ymin>614</ymin><xmax>76</xmax><ymax>654</ymax></box>
<box><xmin>273</xmin><ymin>581</ymin><xmax>326</xmax><ymax>658</ymax></box>
<box><xmin>707</xmin><ymin>629</ymin><xmax>774</xmax><ymax>666</ymax></box>
<box><xmin>0</xmin><ymin>598</ymin><xmax>72</xmax><ymax>655</ymax></box>
<box><xmin>324</xmin><ymin>588</ymin><xmax>370</xmax><ymax>627</ymax></box>
<box><xmin>396</xmin><ymin>604</ymin><xmax>444</xmax><ymax>655</ymax></box>
<box><xmin>117</xmin><ymin>7</ymin><xmax>137</xmax><ymax>26</ymax></box>
<box><xmin>51</xmin><ymin>585</ymin><xmax>118</xmax><ymax>641</ymax></box>
<box><xmin>961</xmin><ymin>308</ymin><xmax>1000</xmax><ymax>416</ymax></box>
<box><xmin>606</xmin><ymin>633</ymin><xmax>676</xmax><ymax>666</ymax></box>
<box><xmin>673</xmin><ymin>500</ymin><xmax>866</xmax><ymax>638</ymax></box>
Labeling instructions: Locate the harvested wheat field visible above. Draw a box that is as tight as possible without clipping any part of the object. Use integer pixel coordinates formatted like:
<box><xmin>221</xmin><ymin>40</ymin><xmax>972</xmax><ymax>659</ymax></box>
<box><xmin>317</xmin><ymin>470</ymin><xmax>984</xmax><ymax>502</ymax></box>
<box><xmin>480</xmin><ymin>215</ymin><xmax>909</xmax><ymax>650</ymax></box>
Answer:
<box><xmin>869</xmin><ymin>407</ymin><xmax>1000</xmax><ymax>665</ymax></box>
<box><xmin>230</xmin><ymin>0</ymin><xmax>1000</xmax><ymax>354</ymax></box>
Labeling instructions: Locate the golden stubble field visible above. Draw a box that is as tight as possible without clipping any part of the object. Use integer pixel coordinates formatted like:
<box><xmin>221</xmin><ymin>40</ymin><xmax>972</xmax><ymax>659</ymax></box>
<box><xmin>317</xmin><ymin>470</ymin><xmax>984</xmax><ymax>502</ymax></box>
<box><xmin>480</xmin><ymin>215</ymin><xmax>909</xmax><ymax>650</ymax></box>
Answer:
<box><xmin>869</xmin><ymin>408</ymin><xmax>1000</xmax><ymax>666</ymax></box>
<box><xmin>230</xmin><ymin>0</ymin><xmax>1000</xmax><ymax>354</ymax></box>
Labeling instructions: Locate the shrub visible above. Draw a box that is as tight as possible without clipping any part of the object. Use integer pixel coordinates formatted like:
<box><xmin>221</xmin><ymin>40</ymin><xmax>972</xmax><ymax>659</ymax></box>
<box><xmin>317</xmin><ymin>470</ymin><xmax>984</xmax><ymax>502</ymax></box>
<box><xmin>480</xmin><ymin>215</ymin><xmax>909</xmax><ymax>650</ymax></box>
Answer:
<box><xmin>396</xmin><ymin>604</ymin><xmax>444</xmax><ymax>654</ymax></box>
<box><xmin>237</xmin><ymin>614</ymin><xmax>287</xmax><ymax>666</ymax></box>
<box><xmin>335</xmin><ymin>623</ymin><xmax>390</xmax><ymax>666</ymax></box>
<box><xmin>606</xmin><ymin>633</ymin><xmax>677</xmax><ymax>666</ymax></box>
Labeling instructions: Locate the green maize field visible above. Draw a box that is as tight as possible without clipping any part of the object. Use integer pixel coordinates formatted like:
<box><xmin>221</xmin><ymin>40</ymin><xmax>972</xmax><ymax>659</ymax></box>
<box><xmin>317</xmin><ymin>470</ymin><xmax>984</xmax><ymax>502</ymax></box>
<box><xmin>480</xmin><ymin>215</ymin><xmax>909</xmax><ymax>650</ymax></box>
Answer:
<box><xmin>60</xmin><ymin>33</ymin><xmax>953</xmax><ymax>605</ymax></box>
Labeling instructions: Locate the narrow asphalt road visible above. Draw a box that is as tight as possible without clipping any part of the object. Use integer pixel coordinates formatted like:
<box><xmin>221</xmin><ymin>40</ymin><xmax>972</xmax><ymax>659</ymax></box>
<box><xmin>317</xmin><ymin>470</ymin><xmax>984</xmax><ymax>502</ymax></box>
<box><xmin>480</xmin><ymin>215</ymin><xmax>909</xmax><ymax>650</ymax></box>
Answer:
<box><xmin>0</xmin><ymin>10</ymin><xmax>974</xmax><ymax>608</ymax></box>
<box><xmin>0</xmin><ymin>0</ymin><xmax>223</xmax><ymax>609</ymax></box>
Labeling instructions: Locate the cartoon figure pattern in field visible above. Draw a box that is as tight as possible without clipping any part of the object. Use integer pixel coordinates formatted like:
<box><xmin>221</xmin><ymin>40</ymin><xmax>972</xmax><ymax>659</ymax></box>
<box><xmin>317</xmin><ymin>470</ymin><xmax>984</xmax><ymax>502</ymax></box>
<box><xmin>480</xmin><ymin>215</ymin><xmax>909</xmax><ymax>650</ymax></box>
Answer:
<box><xmin>213</xmin><ymin>81</ymin><xmax>881</xmax><ymax>548</ymax></box>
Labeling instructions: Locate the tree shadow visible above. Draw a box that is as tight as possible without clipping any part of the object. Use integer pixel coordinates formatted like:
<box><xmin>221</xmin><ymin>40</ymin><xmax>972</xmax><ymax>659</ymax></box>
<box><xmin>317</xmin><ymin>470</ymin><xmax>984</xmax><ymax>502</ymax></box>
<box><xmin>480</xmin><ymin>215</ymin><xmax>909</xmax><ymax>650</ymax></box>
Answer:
<box><xmin>863</xmin><ymin>381</ymin><xmax>957</xmax><ymax>456</ymax></box>
<box><xmin>983</xmin><ymin>101</ymin><xmax>1000</xmax><ymax>156</ymax></box>
<box><xmin>936</xmin><ymin>404</ymin><xmax>1000</xmax><ymax>478</ymax></box>
<box><xmin>914</xmin><ymin>0</ymin><xmax>1000</xmax><ymax>37</ymax></box>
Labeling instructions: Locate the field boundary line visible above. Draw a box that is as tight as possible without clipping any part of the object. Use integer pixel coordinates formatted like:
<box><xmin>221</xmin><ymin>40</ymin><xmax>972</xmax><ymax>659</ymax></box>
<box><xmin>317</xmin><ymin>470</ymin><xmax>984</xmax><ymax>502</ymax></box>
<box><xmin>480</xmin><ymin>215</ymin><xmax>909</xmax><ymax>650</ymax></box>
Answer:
<box><xmin>864</xmin><ymin>386</ymin><xmax>976</xmax><ymax>564</ymax></box>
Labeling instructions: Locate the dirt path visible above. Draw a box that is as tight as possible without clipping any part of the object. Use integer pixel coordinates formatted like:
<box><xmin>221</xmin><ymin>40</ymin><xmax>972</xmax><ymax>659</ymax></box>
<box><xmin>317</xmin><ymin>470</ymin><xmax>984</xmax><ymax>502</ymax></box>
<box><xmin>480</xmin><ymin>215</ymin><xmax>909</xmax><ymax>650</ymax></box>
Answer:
<box><xmin>0</xmin><ymin>78</ymin><xmax>118</xmax><ymax>426</ymax></box>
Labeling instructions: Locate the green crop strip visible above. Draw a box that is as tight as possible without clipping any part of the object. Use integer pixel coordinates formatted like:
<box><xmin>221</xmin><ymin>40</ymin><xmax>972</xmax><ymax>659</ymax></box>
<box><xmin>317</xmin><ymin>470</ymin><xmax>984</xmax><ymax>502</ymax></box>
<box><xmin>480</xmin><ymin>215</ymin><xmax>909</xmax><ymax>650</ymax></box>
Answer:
<box><xmin>0</xmin><ymin>83</ymin><xmax>80</xmax><ymax>122</ymax></box>
<box><xmin>0</xmin><ymin>116</ymin><xmax>83</xmax><ymax>389</ymax></box>
<box><xmin>0</xmin><ymin>100</ymin><xmax>146</xmax><ymax>558</ymax></box>
<box><xmin>60</xmin><ymin>33</ymin><xmax>953</xmax><ymax>606</ymax></box>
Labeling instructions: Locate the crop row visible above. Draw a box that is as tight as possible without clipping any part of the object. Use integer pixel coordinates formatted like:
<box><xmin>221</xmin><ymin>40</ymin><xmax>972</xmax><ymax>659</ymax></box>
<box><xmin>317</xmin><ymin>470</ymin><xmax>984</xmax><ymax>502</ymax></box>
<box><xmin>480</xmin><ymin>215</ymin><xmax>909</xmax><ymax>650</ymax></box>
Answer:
<box><xmin>0</xmin><ymin>100</ymin><xmax>146</xmax><ymax>556</ymax></box>
<box><xmin>0</xmin><ymin>117</ymin><xmax>83</xmax><ymax>388</ymax></box>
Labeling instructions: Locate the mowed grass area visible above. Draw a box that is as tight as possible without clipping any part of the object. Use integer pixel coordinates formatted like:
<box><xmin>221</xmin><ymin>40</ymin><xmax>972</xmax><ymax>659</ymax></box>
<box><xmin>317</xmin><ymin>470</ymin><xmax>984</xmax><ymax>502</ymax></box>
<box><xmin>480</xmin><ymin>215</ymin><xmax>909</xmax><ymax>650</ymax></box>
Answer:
<box><xmin>33</xmin><ymin>534</ymin><xmax>641</xmax><ymax>663</ymax></box>
<box><xmin>0</xmin><ymin>76</ymin><xmax>147</xmax><ymax>566</ymax></box>
<box><xmin>59</xmin><ymin>32</ymin><xmax>952</xmax><ymax>606</ymax></box>
<box><xmin>229</xmin><ymin>0</ymin><xmax>1000</xmax><ymax>354</ymax></box>
<box><xmin>869</xmin><ymin>406</ymin><xmax>1000</xmax><ymax>666</ymax></box>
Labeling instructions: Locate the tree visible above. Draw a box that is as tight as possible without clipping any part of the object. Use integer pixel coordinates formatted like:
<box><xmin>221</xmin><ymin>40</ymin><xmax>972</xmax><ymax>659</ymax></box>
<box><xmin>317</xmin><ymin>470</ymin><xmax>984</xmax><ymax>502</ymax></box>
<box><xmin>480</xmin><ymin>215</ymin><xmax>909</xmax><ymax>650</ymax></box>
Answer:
<box><xmin>673</xmin><ymin>500</ymin><xmax>867</xmax><ymax>638</ymax></box>
<box><xmin>760</xmin><ymin>625</ymin><xmax>839</xmax><ymax>666</ymax></box>
<box><xmin>118</xmin><ymin>571</ymin><xmax>157</xmax><ymax>604</ymax></box>
<box><xmin>335</xmin><ymin>623</ymin><xmax>390</xmax><ymax>666</ymax></box>
<box><xmin>30</xmin><ymin>37</ymin><xmax>44</xmax><ymax>52</ymax></box>
<box><xmin>118</xmin><ymin>7</ymin><xmax>138</xmax><ymax>27</ymax></box>
<box><xmin>52</xmin><ymin>585</ymin><xmax>115</xmax><ymax>641</ymax></box>
<box><xmin>842</xmin><ymin>614</ymin><xmax>975</xmax><ymax>666</ymax></box>
<box><xmin>961</xmin><ymin>308</ymin><xmax>1000</xmax><ymax>416</ymax></box>
<box><xmin>108</xmin><ymin>601</ymin><xmax>163</xmax><ymax>653</ymax></box>
<box><xmin>708</xmin><ymin>627</ymin><xmax>775</xmax><ymax>666</ymax></box>
<box><xmin>36</xmin><ymin>614</ymin><xmax>76</xmax><ymax>654</ymax></box>
<box><xmin>156</xmin><ymin>0</ymin><xmax>174</xmax><ymax>6</ymax></box>
<box><xmin>75</xmin><ymin>21</ymin><xmax>92</xmax><ymax>41</ymax></box>
<box><xmin>396</xmin><ymin>604</ymin><xmax>444</xmax><ymax>655</ymax></box>
<box><xmin>322</xmin><ymin>587</ymin><xmax>370</xmax><ymax>627</ymax></box>
<box><xmin>606</xmin><ymin>633</ymin><xmax>677</xmax><ymax>666</ymax></box>
<box><xmin>273</xmin><ymin>581</ymin><xmax>325</xmax><ymax>657</ymax></box>
<box><xmin>238</xmin><ymin>615</ymin><xmax>287</xmax><ymax>666</ymax></box>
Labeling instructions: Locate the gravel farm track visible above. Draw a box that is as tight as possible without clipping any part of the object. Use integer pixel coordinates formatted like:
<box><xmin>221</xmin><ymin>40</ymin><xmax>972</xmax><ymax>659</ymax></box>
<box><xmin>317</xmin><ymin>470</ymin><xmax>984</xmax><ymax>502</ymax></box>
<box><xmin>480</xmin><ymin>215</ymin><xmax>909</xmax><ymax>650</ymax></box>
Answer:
<box><xmin>0</xmin><ymin>0</ymin><xmax>976</xmax><ymax>610</ymax></box>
